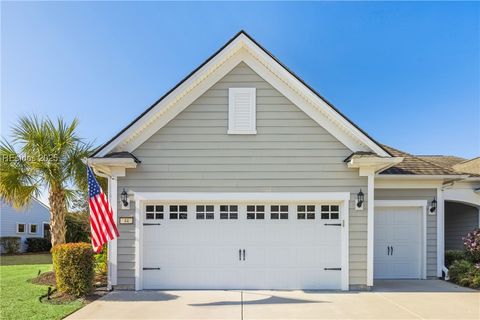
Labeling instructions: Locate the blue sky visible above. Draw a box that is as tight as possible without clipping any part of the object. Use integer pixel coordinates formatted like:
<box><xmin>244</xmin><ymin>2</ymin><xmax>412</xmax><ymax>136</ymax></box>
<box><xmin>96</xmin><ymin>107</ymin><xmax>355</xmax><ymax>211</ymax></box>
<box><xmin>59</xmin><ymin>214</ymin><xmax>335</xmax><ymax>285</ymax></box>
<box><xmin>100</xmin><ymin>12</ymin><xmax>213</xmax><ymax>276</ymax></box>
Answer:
<box><xmin>2</xmin><ymin>1</ymin><xmax>479</xmax><ymax>158</ymax></box>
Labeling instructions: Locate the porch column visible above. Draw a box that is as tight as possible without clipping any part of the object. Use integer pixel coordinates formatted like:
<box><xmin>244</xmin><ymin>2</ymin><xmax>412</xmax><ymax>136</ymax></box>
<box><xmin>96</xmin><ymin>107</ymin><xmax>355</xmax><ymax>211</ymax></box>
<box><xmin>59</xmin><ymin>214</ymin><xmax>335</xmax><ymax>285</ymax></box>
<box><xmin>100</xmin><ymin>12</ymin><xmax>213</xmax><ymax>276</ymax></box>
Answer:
<box><xmin>367</xmin><ymin>173</ymin><xmax>375</xmax><ymax>286</ymax></box>
<box><xmin>437</xmin><ymin>187</ymin><xmax>444</xmax><ymax>278</ymax></box>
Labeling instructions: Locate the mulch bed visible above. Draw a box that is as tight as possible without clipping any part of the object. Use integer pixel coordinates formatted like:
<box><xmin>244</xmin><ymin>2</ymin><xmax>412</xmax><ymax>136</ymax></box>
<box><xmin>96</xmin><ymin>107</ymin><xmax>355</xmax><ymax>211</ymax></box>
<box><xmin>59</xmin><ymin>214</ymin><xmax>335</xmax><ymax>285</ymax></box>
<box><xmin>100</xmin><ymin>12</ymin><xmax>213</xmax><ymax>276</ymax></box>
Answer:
<box><xmin>31</xmin><ymin>271</ymin><xmax>110</xmax><ymax>305</ymax></box>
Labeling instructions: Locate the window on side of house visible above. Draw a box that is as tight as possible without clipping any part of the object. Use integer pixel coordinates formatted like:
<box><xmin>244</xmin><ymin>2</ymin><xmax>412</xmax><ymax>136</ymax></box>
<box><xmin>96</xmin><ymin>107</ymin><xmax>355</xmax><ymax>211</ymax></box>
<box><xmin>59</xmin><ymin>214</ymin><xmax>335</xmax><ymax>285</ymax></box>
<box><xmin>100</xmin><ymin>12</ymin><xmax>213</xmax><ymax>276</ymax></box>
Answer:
<box><xmin>228</xmin><ymin>88</ymin><xmax>256</xmax><ymax>134</ymax></box>
<box><xmin>29</xmin><ymin>224</ymin><xmax>38</xmax><ymax>234</ymax></box>
<box><xmin>17</xmin><ymin>223</ymin><xmax>26</xmax><ymax>233</ymax></box>
<box><xmin>220</xmin><ymin>205</ymin><xmax>238</xmax><ymax>219</ymax></box>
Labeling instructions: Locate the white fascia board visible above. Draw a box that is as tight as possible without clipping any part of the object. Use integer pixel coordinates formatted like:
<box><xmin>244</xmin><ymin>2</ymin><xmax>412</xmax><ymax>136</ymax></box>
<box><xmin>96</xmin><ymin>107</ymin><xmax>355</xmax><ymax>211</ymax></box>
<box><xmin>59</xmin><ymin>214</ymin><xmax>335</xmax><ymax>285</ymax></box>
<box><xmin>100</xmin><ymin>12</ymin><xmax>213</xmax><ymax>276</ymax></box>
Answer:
<box><xmin>133</xmin><ymin>192</ymin><xmax>351</xmax><ymax>203</ymax></box>
<box><xmin>95</xmin><ymin>33</ymin><xmax>389</xmax><ymax>157</ymax></box>
<box><xmin>96</xmin><ymin>38</ymin><xmax>244</xmax><ymax>157</ymax></box>
<box><xmin>375</xmin><ymin>174</ymin><xmax>467</xmax><ymax>180</ymax></box>
<box><xmin>87</xmin><ymin>158</ymin><xmax>137</xmax><ymax>167</ymax></box>
<box><xmin>240</xmin><ymin>34</ymin><xmax>390</xmax><ymax>157</ymax></box>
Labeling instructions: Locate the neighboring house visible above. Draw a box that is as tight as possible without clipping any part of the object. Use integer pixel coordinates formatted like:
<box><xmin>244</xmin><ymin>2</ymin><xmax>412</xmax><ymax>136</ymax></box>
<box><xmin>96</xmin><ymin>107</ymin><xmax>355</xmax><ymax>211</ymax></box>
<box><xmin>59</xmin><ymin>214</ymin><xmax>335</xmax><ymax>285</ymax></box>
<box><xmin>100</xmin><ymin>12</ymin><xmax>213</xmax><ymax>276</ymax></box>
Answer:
<box><xmin>88</xmin><ymin>31</ymin><xmax>480</xmax><ymax>291</ymax></box>
<box><xmin>0</xmin><ymin>198</ymin><xmax>51</xmax><ymax>253</ymax></box>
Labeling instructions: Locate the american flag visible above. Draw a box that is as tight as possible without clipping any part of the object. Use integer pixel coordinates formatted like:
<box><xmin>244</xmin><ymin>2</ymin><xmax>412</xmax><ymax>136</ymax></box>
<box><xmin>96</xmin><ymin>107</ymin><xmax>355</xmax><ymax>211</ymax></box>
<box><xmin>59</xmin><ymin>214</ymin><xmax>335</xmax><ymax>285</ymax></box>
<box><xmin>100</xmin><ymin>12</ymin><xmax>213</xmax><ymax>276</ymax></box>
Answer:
<box><xmin>87</xmin><ymin>166</ymin><xmax>119</xmax><ymax>253</ymax></box>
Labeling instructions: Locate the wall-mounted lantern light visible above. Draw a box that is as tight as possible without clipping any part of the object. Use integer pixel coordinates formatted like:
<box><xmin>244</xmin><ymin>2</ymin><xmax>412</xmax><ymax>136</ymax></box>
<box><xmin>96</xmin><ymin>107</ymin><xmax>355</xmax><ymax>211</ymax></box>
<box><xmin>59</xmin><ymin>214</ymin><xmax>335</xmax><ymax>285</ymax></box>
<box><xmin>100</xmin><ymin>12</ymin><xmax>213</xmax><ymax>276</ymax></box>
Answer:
<box><xmin>121</xmin><ymin>188</ymin><xmax>129</xmax><ymax>207</ymax></box>
<box><xmin>429</xmin><ymin>197</ymin><xmax>437</xmax><ymax>214</ymax></box>
<box><xmin>356</xmin><ymin>189</ymin><xmax>364</xmax><ymax>210</ymax></box>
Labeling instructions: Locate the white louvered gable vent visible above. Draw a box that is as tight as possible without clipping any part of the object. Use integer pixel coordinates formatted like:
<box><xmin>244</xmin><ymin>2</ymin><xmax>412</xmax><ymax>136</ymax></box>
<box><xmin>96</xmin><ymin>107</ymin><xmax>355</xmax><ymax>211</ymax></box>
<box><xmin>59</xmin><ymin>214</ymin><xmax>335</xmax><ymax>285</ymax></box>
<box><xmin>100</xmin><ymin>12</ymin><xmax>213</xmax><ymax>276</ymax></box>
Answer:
<box><xmin>228</xmin><ymin>88</ymin><xmax>256</xmax><ymax>134</ymax></box>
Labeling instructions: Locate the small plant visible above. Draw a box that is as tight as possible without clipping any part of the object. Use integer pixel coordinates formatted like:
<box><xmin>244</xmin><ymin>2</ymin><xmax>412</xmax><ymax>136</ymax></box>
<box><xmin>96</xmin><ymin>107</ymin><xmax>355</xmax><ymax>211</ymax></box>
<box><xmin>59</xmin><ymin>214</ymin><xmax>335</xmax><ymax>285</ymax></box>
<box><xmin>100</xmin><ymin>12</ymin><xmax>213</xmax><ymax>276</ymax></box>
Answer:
<box><xmin>94</xmin><ymin>246</ymin><xmax>108</xmax><ymax>277</ymax></box>
<box><xmin>0</xmin><ymin>236</ymin><xmax>20</xmax><ymax>254</ymax></box>
<box><xmin>445</xmin><ymin>250</ymin><xmax>466</xmax><ymax>267</ymax></box>
<box><xmin>52</xmin><ymin>242</ymin><xmax>94</xmax><ymax>296</ymax></box>
<box><xmin>463</xmin><ymin>228</ymin><xmax>480</xmax><ymax>262</ymax></box>
<box><xmin>25</xmin><ymin>237</ymin><xmax>52</xmax><ymax>252</ymax></box>
<box><xmin>449</xmin><ymin>259</ymin><xmax>480</xmax><ymax>289</ymax></box>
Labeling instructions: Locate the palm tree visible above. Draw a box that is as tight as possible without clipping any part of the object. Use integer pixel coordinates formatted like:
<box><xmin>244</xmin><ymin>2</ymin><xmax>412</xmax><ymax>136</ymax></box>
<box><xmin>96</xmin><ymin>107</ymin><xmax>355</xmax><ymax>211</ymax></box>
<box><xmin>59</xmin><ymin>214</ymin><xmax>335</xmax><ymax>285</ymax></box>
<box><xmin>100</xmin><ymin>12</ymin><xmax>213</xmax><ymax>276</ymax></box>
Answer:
<box><xmin>0</xmin><ymin>116</ymin><xmax>92</xmax><ymax>247</ymax></box>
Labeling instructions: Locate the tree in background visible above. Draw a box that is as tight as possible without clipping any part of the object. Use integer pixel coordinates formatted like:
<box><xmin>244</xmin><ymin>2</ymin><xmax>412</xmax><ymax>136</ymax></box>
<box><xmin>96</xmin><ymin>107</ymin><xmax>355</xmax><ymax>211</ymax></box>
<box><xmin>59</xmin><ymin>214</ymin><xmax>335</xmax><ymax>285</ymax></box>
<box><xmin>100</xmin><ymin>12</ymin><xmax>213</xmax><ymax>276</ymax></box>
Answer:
<box><xmin>0</xmin><ymin>116</ymin><xmax>93</xmax><ymax>247</ymax></box>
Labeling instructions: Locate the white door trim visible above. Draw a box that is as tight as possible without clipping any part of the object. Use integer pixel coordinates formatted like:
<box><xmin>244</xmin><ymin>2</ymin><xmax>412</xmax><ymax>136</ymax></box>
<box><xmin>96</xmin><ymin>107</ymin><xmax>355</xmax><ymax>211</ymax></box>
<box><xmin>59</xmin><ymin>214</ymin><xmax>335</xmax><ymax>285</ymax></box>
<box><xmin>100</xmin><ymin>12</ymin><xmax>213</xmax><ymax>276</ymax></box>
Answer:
<box><xmin>134</xmin><ymin>192</ymin><xmax>350</xmax><ymax>291</ymax></box>
<box><xmin>374</xmin><ymin>200</ymin><xmax>428</xmax><ymax>280</ymax></box>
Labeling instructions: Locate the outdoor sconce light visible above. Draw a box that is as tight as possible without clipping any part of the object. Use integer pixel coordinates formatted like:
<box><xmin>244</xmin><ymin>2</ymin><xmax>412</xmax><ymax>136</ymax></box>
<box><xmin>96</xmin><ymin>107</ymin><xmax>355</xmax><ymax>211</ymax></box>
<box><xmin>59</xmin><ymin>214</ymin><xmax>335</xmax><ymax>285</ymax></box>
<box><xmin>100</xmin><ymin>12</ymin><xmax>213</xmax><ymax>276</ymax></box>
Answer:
<box><xmin>429</xmin><ymin>197</ymin><xmax>437</xmax><ymax>214</ymax></box>
<box><xmin>356</xmin><ymin>189</ymin><xmax>364</xmax><ymax>210</ymax></box>
<box><xmin>121</xmin><ymin>188</ymin><xmax>129</xmax><ymax>207</ymax></box>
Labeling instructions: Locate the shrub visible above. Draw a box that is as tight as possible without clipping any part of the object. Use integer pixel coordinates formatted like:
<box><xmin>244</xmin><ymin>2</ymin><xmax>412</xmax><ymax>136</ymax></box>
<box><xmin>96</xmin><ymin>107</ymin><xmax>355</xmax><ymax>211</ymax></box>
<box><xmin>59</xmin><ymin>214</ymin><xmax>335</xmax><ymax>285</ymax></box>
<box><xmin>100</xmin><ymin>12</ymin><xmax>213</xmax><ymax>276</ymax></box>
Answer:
<box><xmin>52</xmin><ymin>242</ymin><xmax>94</xmax><ymax>296</ymax></box>
<box><xmin>445</xmin><ymin>250</ymin><xmax>466</xmax><ymax>267</ymax></box>
<box><xmin>66</xmin><ymin>212</ymin><xmax>90</xmax><ymax>243</ymax></box>
<box><xmin>94</xmin><ymin>246</ymin><xmax>108</xmax><ymax>277</ymax></box>
<box><xmin>25</xmin><ymin>237</ymin><xmax>52</xmax><ymax>252</ymax></box>
<box><xmin>449</xmin><ymin>259</ymin><xmax>480</xmax><ymax>289</ymax></box>
<box><xmin>0</xmin><ymin>237</ymin><xmax>20</xmax><ymax>254</ymax></box>
<box><xmin>463</xmin><ymin>228</ymin><xmax>480</xmax><ymax>262</ymax></box>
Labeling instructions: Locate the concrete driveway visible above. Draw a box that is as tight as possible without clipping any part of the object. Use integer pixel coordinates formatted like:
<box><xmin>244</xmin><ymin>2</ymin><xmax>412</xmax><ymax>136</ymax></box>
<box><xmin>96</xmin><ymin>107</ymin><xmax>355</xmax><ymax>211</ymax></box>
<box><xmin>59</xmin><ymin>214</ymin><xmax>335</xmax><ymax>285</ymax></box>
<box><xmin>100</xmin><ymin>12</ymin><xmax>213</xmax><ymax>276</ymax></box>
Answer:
<box><xmin>67</xmin><ymin>281</ymin><xmax>479</xmax><ymax>320</ymax></box>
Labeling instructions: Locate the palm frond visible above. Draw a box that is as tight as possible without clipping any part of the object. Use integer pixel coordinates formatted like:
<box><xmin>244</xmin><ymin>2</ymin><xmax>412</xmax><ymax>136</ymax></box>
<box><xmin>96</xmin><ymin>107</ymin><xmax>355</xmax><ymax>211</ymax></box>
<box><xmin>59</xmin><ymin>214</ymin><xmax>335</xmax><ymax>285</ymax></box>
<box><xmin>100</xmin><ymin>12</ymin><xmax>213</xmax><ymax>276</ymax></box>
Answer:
<box><xmin>0</xmin><ymin>140</ymin><xmax>40</xmax><ymax>209</ymax></box>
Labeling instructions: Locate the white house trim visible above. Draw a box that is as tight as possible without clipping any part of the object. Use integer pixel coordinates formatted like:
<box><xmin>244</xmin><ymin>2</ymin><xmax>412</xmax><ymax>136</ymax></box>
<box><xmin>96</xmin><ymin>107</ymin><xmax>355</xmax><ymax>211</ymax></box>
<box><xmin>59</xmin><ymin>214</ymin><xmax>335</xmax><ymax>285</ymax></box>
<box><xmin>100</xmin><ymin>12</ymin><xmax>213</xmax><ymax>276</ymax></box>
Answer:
<box><xmin>133</xmin><ymin>192</ymin><xmax>350</xmax><ymax>291</ymax></box>
<box><xmin>93</xmin><ymin>32</ymin><xmax>390</xmax><ymax>158</ymax></box>
<box><xmin>374</xmin><ymin>200</ymin><xmax>428</xmax><ymax>280</ymax></box>
<box><xmin>436</xmin><ymin>187</ymin><xmax>445</xmax><ymax>278</ymax></box>
<box><xmin>42</xmin><ymin>221</ymin><xmax>49</xmax><ymax>238</ymax></box>
<box><xmin>133</xmin><ymin>192</ymin><xmax>351</xmax><ymax>203</ymax></box>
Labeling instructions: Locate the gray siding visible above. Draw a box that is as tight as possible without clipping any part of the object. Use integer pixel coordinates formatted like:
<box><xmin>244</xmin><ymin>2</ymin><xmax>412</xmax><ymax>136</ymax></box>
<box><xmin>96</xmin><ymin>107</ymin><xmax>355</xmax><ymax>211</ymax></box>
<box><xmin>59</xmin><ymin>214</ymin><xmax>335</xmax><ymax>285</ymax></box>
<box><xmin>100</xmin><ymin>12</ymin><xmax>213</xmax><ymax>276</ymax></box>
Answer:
<box><xmin>375</xmin><ymin>188</ymin><xmax>437</xmax><ymax>278</ymax></box>
<box><xmin>116</xmin><ymin>62</ymin><xmax>367</xmax><ymax>289</ymax></box>
<box><xmin>0</xmin><ymin>199</ymin><xmax>50</xmax><ymax>252</ymax></box>
<box><xmin>445</xmin><ymin>202</ymin><xmax>479</xmax><ymax>250</ymax></box>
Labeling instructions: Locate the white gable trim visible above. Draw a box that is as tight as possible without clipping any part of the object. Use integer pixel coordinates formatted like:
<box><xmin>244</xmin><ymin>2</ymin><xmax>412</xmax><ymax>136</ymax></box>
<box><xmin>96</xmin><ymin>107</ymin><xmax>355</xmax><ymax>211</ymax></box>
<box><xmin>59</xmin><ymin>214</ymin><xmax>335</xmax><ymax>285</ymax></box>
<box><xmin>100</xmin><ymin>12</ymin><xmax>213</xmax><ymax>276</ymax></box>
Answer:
<box><xmin>95</xmin><ymin>33</ymin><xmax>389</xmax><ymax>157</ymax></box>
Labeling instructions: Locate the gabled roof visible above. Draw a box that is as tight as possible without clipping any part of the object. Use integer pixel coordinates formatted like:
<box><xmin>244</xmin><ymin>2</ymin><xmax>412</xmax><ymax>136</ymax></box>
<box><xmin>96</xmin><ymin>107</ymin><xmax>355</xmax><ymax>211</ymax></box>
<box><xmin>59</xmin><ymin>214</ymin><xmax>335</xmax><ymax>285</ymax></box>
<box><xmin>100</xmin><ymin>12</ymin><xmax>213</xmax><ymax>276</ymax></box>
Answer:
<box><xmin>92</xmin><ymin>31</ymin><xmax>391</xmax><ymax>158</ymax></box>
<box><xmin>379</xmin><ymin>145</ymin><xmax>461</xmax><ymax>175</ymax></box>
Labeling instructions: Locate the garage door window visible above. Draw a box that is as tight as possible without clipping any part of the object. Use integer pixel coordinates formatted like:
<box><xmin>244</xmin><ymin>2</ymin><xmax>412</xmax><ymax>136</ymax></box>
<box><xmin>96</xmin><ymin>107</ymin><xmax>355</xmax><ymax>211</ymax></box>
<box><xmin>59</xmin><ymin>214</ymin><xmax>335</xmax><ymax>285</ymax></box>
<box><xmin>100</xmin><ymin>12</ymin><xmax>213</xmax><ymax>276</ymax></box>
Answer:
<box><xmin>220</xmin><ymin>205</ymin><xmax>238</xmax><ymax>219</ymax></box>
<box><xmin>271</xmin><ymin>205</ymin><xmax>288</xmax><ymax>219</ymax></box>
<box><xmin>146</xmin><ymin>205</ymin><xmax>164</xmax><ymax>220</ymax></box>
<box><xmin>170</xmin><ymin>205</ymin><xmax>188</xmax><ymax>219</ymax></box>
<box><xmin>297</xmin><ymin>205</ymin><xmax>315</xmax><ymax>219</ymax></box>
<box><xmin>247</xmin><ymin>205</ymin><xmax>265</xmax><ymax>219</ymax></box>
<box><xmin>196</xmin><ymin>205</ymin><xmax>214</xmax><ymax>220</ymax></box>
<box><xmin>321</xmin><ymin>205</ymin><xmax>340</xmax><ymax>219</ymax></box>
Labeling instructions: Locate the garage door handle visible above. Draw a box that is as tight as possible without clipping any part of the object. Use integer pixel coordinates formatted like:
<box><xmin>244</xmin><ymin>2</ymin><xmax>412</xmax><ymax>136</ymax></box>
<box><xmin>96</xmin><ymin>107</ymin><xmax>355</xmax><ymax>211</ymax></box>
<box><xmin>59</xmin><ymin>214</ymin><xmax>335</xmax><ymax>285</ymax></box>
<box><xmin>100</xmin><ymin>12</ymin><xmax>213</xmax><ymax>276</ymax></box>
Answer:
<box><xmin>387</xmin><ymin>246</ymin><xmax>390</xmax><ymax>255</ymax></box>
<box><xmin>242</xmin><ymin>249</ymin><xmax>246</xmax><ymax>261</ymax></box>
<box><xmin>391</xmin><ymin>246</ymin><xmax>394</xmax><ymax>256</ymax></box>
<box><xmin>239</xmin><ymin>249</ymin><xmax>241</xmax><ymax>261</ymax></box>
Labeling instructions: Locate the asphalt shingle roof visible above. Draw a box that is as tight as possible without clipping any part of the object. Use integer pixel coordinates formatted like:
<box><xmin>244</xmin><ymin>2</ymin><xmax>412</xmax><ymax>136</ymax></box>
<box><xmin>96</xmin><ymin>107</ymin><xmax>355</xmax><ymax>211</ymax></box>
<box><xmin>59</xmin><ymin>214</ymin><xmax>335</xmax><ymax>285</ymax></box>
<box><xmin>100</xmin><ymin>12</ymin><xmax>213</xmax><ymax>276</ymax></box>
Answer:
<box><xmin>379</xmin><ymin>145</ymin><xmax>460</xmax><ymax>175</ymax></box>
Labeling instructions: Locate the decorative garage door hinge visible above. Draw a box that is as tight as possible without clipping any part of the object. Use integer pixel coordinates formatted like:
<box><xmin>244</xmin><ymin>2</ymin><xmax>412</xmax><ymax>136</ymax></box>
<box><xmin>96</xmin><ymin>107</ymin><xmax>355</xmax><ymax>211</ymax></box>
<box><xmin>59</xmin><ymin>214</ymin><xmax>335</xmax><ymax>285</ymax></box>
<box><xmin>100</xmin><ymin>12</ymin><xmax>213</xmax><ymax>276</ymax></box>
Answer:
<box><xmin>143</xmin><ymin>223</ymin><xmax>161</xmax><ymax>226</ymax></box>
<box><xmin>143</xmin><ymin>267</ymin><xmax>161</xmax><ymax>270</ymax></box>
<box><xmin>324</xmin><ymin>268</ymin><xmax>341</xmax><ymax>271</ymax></box>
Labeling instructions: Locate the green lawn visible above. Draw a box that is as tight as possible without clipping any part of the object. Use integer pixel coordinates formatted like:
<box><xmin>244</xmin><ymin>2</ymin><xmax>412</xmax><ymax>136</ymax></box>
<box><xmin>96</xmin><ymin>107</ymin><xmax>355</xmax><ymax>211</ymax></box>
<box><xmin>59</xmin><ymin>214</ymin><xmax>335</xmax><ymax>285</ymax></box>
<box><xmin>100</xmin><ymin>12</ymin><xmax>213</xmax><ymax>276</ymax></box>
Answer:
<box><xmin>0</xmin><ymin>254</ymin><xmax>83</xmax><ymax>320</ymax></box>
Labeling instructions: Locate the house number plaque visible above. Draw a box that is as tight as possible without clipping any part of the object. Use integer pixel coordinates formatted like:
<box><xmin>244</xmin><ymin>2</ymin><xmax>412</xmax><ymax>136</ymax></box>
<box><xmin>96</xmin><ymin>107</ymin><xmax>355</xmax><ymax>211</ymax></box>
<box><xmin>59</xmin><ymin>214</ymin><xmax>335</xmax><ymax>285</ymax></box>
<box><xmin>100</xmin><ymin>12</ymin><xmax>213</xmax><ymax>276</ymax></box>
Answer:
<box><xmin>119</xmin><ymin>217</ymin><xmax>134</xmax><ymax>224</ymax></box>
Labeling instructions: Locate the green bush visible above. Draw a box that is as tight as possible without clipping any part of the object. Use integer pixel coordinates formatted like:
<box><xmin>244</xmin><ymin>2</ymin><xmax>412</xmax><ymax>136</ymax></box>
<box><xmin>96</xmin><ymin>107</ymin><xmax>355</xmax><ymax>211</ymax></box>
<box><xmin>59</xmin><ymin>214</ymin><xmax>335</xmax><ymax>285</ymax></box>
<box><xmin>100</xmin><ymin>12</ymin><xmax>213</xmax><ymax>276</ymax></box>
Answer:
<box><xmin>52</xmin><ymin>242</ymin><xmax>94</xmax><ymax>296</ymax></box>
<box><xmin>66</xmin><ymin>212</ymin><xmax>90</xmax><ymax>243</ymax></box>
<box><xmin>0</xmin><ymin>236</ymin><xmax>20</xmax><ymax>254</ymax></box>
<box><xmin>449</xmin><ymin>259</ymin><xmax>480</xmax><ymax>289</ymax></box>
<box><xmin>94</xmin><ymin>246</ymin><xmax>108</xmax><ymax>277</ymax></box>
<box><xmin>25</xmin><ymin>237</ymin><xmax>52</xmax><ymax>252</ymax></box>
<box><xmin>445</xmin><ymin>250</ymin><xmax>466</xmax><ymax>267</ymax></box>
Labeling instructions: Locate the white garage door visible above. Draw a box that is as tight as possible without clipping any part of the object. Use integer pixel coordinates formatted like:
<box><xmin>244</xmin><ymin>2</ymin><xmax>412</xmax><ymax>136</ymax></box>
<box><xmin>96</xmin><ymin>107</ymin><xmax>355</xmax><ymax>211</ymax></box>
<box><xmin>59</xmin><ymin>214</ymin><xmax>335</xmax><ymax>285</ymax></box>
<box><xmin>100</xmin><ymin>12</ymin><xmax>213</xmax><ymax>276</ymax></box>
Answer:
<box><xmin>374</xmin><ymin>206</ymin><xmax>423</xmax><ymax>279</ymax></box>
<box><xmin>142</xmin><ymin>203</ymin><xmax>342</xmax><ymax>290</ymax></box>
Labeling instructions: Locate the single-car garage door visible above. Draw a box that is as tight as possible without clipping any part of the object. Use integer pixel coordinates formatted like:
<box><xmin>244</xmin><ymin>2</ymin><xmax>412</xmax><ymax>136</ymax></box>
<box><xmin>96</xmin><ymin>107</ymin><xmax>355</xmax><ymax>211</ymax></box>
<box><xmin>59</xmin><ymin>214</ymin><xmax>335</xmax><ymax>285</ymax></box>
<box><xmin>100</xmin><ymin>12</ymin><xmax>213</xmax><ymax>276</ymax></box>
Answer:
<box><xmin>142</xmin><ymin>203</ymin><xmax>343</xmax><ymax>290</ymax></box>
<box><xmin>374</xmin><ymin>206</ymin><xmax>423</xmax><ymax>279</ymax></box>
